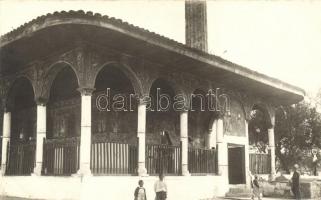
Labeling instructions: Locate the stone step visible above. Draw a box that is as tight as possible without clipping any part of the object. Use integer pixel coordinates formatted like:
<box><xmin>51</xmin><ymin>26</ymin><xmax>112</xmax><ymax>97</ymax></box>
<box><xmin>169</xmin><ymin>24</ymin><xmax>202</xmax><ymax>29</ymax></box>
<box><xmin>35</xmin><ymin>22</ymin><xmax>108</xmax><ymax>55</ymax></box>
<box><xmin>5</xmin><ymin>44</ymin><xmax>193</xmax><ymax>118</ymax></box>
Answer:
<box><xmin>228</xmin><ymin>187</ymin><xmax>251</xmax><ymax>194</ymax></box>
<box><xmin>225</xmin><ymin>192</ymin><xmax>252</xmax><ymax>198</ymax></box>
<box><xmin>225</xmin><ymin>185</ymin><xmax>252</xmax><ymax>198</ymax></box>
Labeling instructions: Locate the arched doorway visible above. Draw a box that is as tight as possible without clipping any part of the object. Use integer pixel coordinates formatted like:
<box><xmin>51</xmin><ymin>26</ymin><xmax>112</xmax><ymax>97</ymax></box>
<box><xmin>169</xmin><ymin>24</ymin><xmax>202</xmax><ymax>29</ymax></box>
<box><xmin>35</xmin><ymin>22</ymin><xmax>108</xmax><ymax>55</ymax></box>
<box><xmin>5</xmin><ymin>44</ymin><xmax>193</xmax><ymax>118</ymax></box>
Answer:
<box><xmin>188</xmin><ymin>89</ymin><xmax>217</xmax><ymax>174</ymax></box>
<box><xmin>248</xmin><ymin>104</ymin><xmax>272</xmax><ymax>175</ymax></box>
<box><xmin>6</xmin><ymin>77</ymin><xmax>36</xmax><ymax>175</ymax></box>
<box><xmin>189</xmin><ymin>89</ymin><xmax>212</xmax><ymax>148</ymax></box>
<box><xmin>44</xmin><ymin>63</ymin><xmax>80</xmax><ymax>175</ymax></box>
<box><xmin>93</xmin><ymin>64</ymin><xmax>137</xmax><ymax>142</ymax></box>
<box><xmin>146</xmin><ymin>78</ymin><xmax>181</xmax><ymax>175</ymax></box>
<box><xmin>147</xmin><ymin>79</ymin><xmax>179</xmax><ymax>144</ymax></box>
<box><xmin>47</xmin><ymin>65</ymin><xmax>80</xmax><ymax>139</ymax></box>
<box><xmin>91</xmin><ymin>64</ymin><xmax>138</xmax><ymax>174</ymax></box>
<box><xmin>248</xmin><ymin>105</ymin><xmax>271</xmax><ymax>151</ymax></box>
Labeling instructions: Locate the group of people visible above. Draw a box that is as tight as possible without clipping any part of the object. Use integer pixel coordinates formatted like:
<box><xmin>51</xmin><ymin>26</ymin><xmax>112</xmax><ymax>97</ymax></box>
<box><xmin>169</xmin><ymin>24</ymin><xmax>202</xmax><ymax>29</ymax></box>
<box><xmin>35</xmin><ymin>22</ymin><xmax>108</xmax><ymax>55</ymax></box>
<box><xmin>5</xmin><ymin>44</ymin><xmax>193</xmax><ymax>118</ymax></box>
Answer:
<box><xmin>251</xmin><ymin>164</ymin><xmax>301</xmax><ymax>200</ymax></box>
<box><xmin>134</xmin><ymin>164</ymin><xmax>302</xmax><ymax>200</ymax></box>
<box><xmin>134</xmin><ymin>173</ymin><xmax>167</xmax><ymax>200</ymax></box>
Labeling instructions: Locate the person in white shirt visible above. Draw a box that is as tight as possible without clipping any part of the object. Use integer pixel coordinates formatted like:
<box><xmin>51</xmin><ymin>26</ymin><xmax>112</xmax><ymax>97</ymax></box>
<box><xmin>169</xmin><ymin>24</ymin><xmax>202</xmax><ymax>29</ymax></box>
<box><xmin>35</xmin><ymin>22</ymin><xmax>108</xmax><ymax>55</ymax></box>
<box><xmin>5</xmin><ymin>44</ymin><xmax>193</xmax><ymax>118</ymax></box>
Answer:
<box><xmin>154</xmin><ymin>173</ymin><xmax>167</xmax><ymax>200</ymax></box>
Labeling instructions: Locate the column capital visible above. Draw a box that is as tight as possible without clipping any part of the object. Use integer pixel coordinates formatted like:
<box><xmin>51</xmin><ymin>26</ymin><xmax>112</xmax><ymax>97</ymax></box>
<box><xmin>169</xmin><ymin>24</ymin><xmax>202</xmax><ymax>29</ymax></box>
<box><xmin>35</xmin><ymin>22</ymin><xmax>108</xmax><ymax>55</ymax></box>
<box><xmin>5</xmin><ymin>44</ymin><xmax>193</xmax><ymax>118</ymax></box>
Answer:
<box><xmin>35</xmin><ymin>97</ymin><xmax>48</xmax><ymax>106</ymax></box>
<box><xmin>215</xmin><ymin>110</ymin><xmax>227</xmax><ymax>120</ymax></box>
<box><xmin>268</xmin><ymin>127</ymin><xmax>275</xmax><ymax>132</ymax></box>
<box><xmin>138</xmin><ymin>96</ymin><xmax>148</xmax><ymax>105</ymax></box>
<box><xmin>77</xmin><ymin>87</ymin><xmax>95</xmax><ymax>96</ymax></box>
<box><xmin>3</xmin><ymin>107</ymin><xmax>10</xmax><ymax>113</ymax></box>
<box><xmin>181</xmin><ymin>109</ymin><xmax>189</xmax><ymax>114</ymax></box>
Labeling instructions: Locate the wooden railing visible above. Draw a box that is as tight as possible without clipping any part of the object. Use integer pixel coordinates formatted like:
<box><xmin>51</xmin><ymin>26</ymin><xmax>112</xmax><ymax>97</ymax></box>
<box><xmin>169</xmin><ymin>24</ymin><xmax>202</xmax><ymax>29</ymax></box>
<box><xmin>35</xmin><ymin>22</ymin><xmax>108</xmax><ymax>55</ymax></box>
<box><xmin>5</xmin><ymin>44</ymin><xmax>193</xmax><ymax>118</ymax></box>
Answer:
<box><xmin>249</xmin><ymin>152</ymin><xmax>271</xmax><ymax>174</ymax></box>
<box><xmin>188</xmin><ymin>147</ymin><xmax>217</xmax><ymax>174</ymax></box>
<box><xmin>5</xmin><ymin>141</ymin><xmax>36</xmax><ymax>175</ymax></box>
<box><xmin>91</xmin><ymin>137</ymin><xmax>138</xmax><ymax>175</ymax></box>
<box><xmin>42</xmin><ymin>137</ymin><xmax>80</xmax><ymax>176</ymax></box>
<box><xmin>146</xmin><ymin>144</ymin><xmax>181</xmax><ymax>175</ymax></box>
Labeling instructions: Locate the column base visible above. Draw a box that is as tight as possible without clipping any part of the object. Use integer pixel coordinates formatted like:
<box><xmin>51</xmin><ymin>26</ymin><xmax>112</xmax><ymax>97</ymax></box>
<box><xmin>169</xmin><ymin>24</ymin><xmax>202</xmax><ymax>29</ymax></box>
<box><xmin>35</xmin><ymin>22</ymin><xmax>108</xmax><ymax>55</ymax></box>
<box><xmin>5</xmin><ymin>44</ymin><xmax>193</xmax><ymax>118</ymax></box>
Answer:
<box><xmin>0</xmin><ymin>164</ymin><xmax>6</xmax><ymax>176</ymax></box>
<box><xmin>269</xmin><ymin>172</ymin><xmax>276</xmax><ymax>181</ymax></box>
<box><xmin>182</xmin><ymin>165</ymin><xmax>190</xmax><ymax>176</ymax></box>
<box><xmin>75</xmin><ymin>163</ymin><xmax>92</xmax><ymax>177</ymax></box>
<box><xmin>32</xmin><ymin>163</ymin><xmax>42</xmax><ymax>176</ymax></box>
<box><xmin>138</xmin><ymin>163</ymin><xmax>148</xmax><ymax>177</ymax></box>
<box><xmin>245</xmin><ymin>168</ymin><xmax>252</xmax><ymax>189</ymax></box>
<box><xmin>218</xmin><ymin>165</ymin><xmax>228</xmax><ymax>177</ymax></box>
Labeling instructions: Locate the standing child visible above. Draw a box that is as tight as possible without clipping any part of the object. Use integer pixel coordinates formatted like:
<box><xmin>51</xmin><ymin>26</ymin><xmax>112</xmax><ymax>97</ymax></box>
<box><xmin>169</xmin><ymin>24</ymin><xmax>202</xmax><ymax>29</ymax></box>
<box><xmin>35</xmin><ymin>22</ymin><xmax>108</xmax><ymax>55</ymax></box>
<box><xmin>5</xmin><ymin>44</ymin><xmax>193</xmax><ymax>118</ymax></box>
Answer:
<box><xmin>134</xmin><ymin>180</ymin><xmax>147</xmax><ymax>200</ymax></box>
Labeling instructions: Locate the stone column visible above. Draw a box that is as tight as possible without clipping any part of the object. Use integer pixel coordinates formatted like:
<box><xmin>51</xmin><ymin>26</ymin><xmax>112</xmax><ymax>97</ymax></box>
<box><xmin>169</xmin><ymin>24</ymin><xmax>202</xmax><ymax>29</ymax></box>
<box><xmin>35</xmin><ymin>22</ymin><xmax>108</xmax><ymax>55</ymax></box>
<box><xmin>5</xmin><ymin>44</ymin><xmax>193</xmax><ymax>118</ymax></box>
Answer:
<box><xmin>268</xmin><ymin>127</ymin><xmax>276</xmax><ymax>179</ymax></box>
<box><xmin>137</xmin><ymin>99</ymin><xmax>147</xmax><ymax>176</ymax></box>
<box><xmin>180</xmin><ymin>111</ymin><xmax>190</xmax><ymax>176</ymax></box>
<box><xmin>207</xmin><ymin>120</ymin><xmax>217</xmax><ymax>149</ymax></box>
<box><xmin>1</xmin><ymin>111</ymin><xmax>11</xmax><ymax>175</ymax></box>
<box><xmin>33</xmin><ymin>101</ymin><xmax>47</xmax><ymax>175</ymax></box>
<box><xmin>77</xmin><ymin>88</ymin><xmax>94</xmax><ymax>176</ymax></box>
<box><xmin>244</xmin><ymin>120</ymin><xmax>251</xmax><ymax>188</ymax></box>
<box><xmin>216</xmin><ymin>118</ymin><xmax>228</xmax><ymax>177</ymax></box>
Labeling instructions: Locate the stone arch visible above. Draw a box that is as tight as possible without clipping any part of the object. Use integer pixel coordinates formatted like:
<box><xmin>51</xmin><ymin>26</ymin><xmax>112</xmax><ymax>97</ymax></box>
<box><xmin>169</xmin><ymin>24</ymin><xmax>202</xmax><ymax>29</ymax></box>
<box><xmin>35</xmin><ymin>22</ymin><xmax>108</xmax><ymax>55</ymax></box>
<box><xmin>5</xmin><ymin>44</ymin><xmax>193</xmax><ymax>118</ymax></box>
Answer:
<box><xmin>92</xmin><ymin>63</ymin><xmax>138</xmax><ymax>143</ymax></box>
<box><xmin>146</xmin><ymin>78</ymin><xmax>181</xmax><ymax>146</ymax></box>
<box><xmin>251</xmin><ymin>103</ymin><xmax>273</xmax><ymax>128</ymax></box>
<box><xmin>148</xmin><ymin>76</ymin><xmax>186</xmax><ymax>99</ymax></box>
<box><xmin>6</xmin><ymin>76</ymin><xmax>35</xmax><ymax>110</ymax></box>
<box><xmin>188</xmin><ymin>87</ymin><xmax>218</xmax><ymax>148</ymax></box>
<box><xmin>92</xmin><ymin>61</ymin><xmax>143</xmax><ymax>97</ymax></box>
<box><xmin>46</xmin><ymin>62</ymin><xmax>80</xmax><ymax>139</ymax></box>
<box><xmin>6</xmin><ymin>77</ymin><xmax>36</xmax><ymax>141</ymax></box>
<box><xmin>190</xmin><ymin>88</ymin><xmax>208</xmax><ymax>111</ymax></box>
<box><xmin>41</xmin><ymin>61</ymin><xmax>80</xmax><ymax>101</ymax></box>
<box><xmin>248</xmin><ymin>103</ymin><xmax>272</xmax><ymax>148</ymax></box>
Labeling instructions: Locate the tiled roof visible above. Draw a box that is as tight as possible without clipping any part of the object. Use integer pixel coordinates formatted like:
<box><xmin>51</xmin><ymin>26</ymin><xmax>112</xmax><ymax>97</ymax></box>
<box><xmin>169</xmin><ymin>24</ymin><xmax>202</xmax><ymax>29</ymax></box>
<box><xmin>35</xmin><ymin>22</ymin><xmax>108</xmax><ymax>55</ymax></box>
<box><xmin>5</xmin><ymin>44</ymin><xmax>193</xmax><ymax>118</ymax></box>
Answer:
<box><xmin>0</xmin><ymin>10</ymin><xmax>305</xmax><ymax>98</ymax></box>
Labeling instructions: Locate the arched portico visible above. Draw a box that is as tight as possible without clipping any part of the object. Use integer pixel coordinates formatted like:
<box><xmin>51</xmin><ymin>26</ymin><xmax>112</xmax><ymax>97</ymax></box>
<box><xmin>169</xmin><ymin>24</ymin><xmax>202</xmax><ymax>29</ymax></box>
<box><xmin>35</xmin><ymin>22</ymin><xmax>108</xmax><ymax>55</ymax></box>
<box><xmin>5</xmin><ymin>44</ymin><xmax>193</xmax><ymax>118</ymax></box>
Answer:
<box><xmin>92</xmin><ymin>61</ymin><xmax>143</xmax><ymax>97</ymax></box>
<box><xmin>146</xmin><ymin>78</ymin><xmax>182</xmax><ymax>175</ymax></box>
<box><xmin>248</xmin><ymin>103</ymin><xmax>276</xmax><ymax>178</ymax></box>
<box><xmin>37</xmin><ymin>63</ymin><xmax>81</xmax><ymax>176</ymax></box>
<box><xmin>189</xmin><ymin>89</ymin><xmax>214</xmax><ymax>148</ymax></box>
<box><xmin>3</xmin><ymin>77</ymin><xmax>36</xmax><ymax>175</ymax></box>
<box><xmin>90</xmin><ymin>63</ymin><xmax>139</xmax><ymax>175</ymax></box>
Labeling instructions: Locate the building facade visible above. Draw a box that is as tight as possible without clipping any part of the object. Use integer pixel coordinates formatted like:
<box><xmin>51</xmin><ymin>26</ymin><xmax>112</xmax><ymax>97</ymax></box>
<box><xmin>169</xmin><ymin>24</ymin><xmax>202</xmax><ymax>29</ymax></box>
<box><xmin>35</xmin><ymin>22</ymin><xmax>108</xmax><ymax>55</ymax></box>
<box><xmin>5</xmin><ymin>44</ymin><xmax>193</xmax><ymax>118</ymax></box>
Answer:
<box><xmin>0</xmin><ymin>3</ymin><xmax>304</xmax><ymax>200</ymax></box>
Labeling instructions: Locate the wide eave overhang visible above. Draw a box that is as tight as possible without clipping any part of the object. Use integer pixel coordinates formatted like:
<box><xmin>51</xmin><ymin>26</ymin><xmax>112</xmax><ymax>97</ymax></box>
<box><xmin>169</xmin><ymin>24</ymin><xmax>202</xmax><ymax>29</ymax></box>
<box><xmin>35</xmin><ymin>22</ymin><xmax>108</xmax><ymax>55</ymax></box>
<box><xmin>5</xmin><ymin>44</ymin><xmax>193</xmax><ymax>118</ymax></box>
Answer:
<box><xmin>0</xmin><ymin>11</ymin><xmax>305</xmax><ymax>105</ymax></box>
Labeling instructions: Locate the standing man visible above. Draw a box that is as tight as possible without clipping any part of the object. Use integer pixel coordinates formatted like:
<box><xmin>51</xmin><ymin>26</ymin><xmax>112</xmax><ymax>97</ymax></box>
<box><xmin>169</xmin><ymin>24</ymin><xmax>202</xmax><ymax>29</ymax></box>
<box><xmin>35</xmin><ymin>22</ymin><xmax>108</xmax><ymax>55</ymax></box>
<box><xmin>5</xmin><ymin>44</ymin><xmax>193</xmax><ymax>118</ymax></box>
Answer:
<box><xmin>154</xmin><ymin>173</ymin><xmax>167</xmax><ymax>200</ymax></box>
<box><xmin>291</xmin><ymin>164</ymin><xmax>301</xmax><ymax>200</ymax></box>
<box><xmin>251</xmin><ymin>175</ymin><xmax>261</xmax><ymax>200</ymax></box>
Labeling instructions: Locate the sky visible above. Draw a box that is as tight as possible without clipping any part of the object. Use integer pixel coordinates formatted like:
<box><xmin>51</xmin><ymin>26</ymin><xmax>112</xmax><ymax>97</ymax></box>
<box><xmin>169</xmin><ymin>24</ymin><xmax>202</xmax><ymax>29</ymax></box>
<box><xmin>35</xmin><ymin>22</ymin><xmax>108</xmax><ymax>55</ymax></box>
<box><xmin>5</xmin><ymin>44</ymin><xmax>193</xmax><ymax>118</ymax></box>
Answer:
<box><xmin>0</xmin><ymin>0</ymin><xmax>320</xmax><ymax>97</ymax></box>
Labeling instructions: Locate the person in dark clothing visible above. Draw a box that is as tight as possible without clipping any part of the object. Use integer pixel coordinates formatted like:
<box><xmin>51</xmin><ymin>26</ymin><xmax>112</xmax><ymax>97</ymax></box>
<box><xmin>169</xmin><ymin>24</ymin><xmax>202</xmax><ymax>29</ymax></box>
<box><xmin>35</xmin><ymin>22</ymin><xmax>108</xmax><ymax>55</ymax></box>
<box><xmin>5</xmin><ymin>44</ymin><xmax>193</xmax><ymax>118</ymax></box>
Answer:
<box><xmin>134</xmin><ymin>180</ymin><xmax>147</xmax><ymax>200</ymax></box>
<box><xmin>291</xmin><ymin>164</ymin><xmax>301</xmax><ymax>200</ymax></box>
<box><xmin>251</xmin><ymin>175</ymin><xmax>261</xmax><ymax>200</ymax></box>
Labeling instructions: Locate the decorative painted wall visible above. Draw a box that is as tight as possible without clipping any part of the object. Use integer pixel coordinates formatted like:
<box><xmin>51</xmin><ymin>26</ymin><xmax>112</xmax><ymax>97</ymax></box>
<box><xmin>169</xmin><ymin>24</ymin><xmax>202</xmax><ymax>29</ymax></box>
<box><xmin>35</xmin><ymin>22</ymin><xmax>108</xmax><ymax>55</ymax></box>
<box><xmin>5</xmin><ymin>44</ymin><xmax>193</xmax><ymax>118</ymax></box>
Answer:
<box><xmin>188</xmin><ymin>110</ymin><xmax>213</xmax><ymax>148</ymax></box>
<box><xmin>223</xmin><ymin>99</ymin><xmax>246</xmax><ymax>137</ymax></box>
<box><xmin>91</xmin><ymin>92</ymin><xmax>138</xmax><ymax>144</ymax></box>
<box><xmin>146</xmin><ymin>111</ymin><xmax>180</xmax><ymax>145</ymax></box>
<box><xmin>11</xmin><ymin>107</ymin><xmax>36</xmax><ymax>141</ymax></box>
<box><xmin>47</xmin><ymin>98</ymin><xmax>81</xmax><ymax>138</ymax></box>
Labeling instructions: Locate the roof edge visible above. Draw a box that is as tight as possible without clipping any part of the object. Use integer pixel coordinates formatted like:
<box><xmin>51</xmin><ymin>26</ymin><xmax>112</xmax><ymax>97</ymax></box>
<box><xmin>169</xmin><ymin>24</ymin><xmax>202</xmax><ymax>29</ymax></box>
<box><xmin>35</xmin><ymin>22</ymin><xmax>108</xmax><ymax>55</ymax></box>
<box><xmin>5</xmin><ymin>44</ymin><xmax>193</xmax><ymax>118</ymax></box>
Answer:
<box><xmin>0</xmin><ymin>10</ymin><xmax>306</xmax><ymax>101</ymax></box>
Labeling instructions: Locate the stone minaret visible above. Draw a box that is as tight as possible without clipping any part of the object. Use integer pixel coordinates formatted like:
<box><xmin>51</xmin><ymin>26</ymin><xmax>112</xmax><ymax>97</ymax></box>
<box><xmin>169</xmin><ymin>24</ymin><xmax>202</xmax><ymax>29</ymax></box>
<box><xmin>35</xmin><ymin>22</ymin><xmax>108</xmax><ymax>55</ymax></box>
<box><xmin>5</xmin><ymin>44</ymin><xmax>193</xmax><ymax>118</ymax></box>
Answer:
<box><xmin>185</xmin><ymin>0</ymin><xmax>208</xmax><ymax>52</ymax></box>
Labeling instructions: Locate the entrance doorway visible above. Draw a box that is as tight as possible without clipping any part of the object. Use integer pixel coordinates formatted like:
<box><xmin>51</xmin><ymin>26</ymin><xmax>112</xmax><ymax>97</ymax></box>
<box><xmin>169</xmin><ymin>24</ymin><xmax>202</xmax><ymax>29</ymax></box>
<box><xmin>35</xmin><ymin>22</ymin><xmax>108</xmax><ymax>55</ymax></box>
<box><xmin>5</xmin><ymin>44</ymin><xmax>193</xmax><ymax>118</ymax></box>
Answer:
<box><xmin>228</xmin><ymin>145</ymin><xmax>245</xmax><ymax>184</ymax></box>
